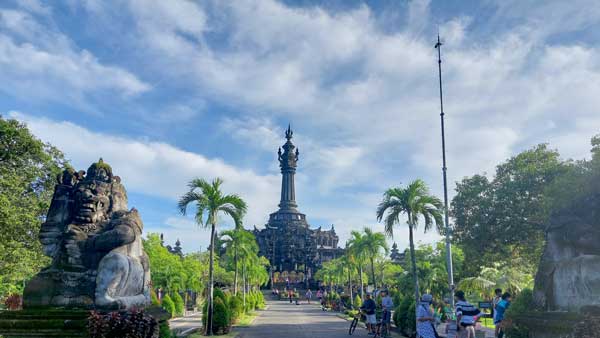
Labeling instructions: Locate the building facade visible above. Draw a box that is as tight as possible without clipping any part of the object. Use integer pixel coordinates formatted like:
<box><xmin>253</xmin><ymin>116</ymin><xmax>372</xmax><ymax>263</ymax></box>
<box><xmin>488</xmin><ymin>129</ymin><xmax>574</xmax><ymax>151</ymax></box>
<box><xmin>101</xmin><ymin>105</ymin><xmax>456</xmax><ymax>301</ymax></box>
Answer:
<box><xmin>253</xmin><ymin>126</ymin><xmax>343</xmax><ymax>287</ymax></box>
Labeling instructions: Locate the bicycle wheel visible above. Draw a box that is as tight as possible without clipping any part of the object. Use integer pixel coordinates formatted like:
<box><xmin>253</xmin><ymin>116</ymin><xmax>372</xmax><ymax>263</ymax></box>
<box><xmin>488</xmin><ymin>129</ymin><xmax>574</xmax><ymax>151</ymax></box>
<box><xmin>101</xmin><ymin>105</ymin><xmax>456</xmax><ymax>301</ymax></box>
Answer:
<box><xmin>349</xmin><ymin>317</ymin><xmax>358</xmax><ymax>335</ymax></box>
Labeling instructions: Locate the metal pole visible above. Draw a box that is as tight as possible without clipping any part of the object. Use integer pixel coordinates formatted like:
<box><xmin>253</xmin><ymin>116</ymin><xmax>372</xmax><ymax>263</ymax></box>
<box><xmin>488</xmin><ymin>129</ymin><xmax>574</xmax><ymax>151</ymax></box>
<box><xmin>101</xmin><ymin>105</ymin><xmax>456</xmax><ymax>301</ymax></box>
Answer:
<box><xmin>435</xmin><ymin>34</ymin><xmax>455</xmax><ymax>308</ymax></box>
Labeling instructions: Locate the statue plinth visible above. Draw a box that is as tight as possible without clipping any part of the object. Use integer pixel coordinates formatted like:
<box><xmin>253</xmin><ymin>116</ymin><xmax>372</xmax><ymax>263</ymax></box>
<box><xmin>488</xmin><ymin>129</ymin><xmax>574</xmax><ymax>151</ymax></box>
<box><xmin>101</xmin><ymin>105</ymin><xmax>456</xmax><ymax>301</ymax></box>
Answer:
<box><xmin>0</xmin><ymin>309</ymin><xmax>89</xmax><ymax>338</ymax></box>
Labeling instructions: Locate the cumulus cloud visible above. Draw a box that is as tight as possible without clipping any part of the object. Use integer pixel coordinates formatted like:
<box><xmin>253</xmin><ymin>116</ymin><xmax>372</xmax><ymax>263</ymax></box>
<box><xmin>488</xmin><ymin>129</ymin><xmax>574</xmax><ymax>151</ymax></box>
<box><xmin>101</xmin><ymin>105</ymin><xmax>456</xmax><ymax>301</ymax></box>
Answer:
<box><xmin>9</xmin><ymin>112</ymin><xmax>280</xmax><ymax>229</ymax></box>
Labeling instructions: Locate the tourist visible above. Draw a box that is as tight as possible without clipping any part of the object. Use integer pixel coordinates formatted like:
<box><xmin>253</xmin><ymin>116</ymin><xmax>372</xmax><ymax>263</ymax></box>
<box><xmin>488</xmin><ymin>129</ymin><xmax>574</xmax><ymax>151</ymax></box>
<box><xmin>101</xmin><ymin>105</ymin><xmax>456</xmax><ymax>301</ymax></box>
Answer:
<box><xmin>492</xmin><ymin>288</ymin><xmax>502</xmax><ymax>337</ymax></box>
<box><xmin>380</xmin><ymin>290</ymin><xmax>394</xmax><ymax>333</ymax></box>
<box><xmin>455</xmin><ymin>291</ymin><xmax>480</xmax><ymax>338</ymax></box>
<box><xmin>316</xmin><ymin>289</ymin><xmax>323</xmax><ymax>302</ymax></box>
<box><xmin>288</xmin><ymin>289</ymin><xmax>293</xmax><ymax>304</ymax></box>
<box><xmin>494</xmin><ymin>292</ymin><xmax>512</xmax><ymax>338</ymax></box>
<box><xmin>417</xmin><ymin>294</ymin><xmax>438</xmax><ymax>338</ymax></box>
<box><xmin>360</xmin><ymin>293</ymin><xmax>377</xmax><ymax>335</ymax></box>
<box><xmin>306</xmin><ymin>289</ymin><xmax>313</xmax><ymax>304</ymax></box>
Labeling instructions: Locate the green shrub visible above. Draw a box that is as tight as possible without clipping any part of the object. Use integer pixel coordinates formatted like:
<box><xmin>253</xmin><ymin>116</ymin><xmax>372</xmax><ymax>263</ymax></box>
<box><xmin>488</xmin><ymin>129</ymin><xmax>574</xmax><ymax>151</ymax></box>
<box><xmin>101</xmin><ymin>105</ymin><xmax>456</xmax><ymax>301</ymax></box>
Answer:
<box><xmin>151</xmin><ymin>289</ymin><xmax>160</xmax><ymax>306</ymax></box>
<box><xmin>212</xmin><ymin>297</ymin><xmax>231</xmax><ymax>334</ymax></box>
<box><xmin>161</xmin><ymin>294</ymin><xmax>175</xmax><ymax>317</ymax></box>
<box><xmin>213</xmin><ymin>288</ymin><xmax>227</xmax><ymax>305</ymax></box>
<box><xmin>254</xmin><ymin>291</ymin><xmax>266</xmax><ymax>309</ymax></box>
<box><xmin>229</xmin><ymin>295</ymin><xmax>244</xmax><ymax>322</ymax></box>
<box><xmin>504</xmin><ymin>289</ymin><xmax>534</xmax><ymax>338</ymax></box>
<box><xmin>354</xmin><ymin>295</ymin><xmax>362</xmax><ymax>309</ymax></box>
<box><xmin>158</xmin><ymin>321</ymin><xmax>172</xmax><ymax>338</ymax></box>
<box><xmin>172</xmin><ymin>292</ymin><xmax>185</xmax><ymax>317</ymax></box>
<box><xmin>393</xmin><ymin>296</ymin><xmax>415</xmax><ymax>337</ymax></box>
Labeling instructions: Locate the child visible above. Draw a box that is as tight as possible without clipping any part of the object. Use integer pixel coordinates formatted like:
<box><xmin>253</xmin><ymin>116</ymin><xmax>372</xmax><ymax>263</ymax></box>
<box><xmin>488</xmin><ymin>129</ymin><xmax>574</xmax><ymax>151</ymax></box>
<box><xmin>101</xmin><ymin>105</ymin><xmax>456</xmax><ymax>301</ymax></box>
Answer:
<box><xmin>494</xmin><ymin>293</ymin><xmax>512</xmax><ymax>338</ymax></box>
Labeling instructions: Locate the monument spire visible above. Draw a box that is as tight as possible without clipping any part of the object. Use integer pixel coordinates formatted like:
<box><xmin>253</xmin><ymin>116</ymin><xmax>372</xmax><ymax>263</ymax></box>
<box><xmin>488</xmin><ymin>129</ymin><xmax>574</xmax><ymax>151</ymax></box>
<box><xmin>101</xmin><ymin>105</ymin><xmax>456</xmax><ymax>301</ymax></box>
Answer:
<box><xmin>278</xmin><ymin>124</ymin><xmax>299</xmax><ymax>210</ymax></box>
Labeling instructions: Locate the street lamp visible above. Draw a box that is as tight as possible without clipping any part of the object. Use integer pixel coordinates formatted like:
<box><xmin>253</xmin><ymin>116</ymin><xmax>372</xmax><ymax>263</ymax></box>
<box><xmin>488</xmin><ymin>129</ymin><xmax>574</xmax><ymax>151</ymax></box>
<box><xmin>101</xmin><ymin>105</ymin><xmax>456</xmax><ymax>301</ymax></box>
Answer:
<box><xmin>435</xmin><ymin>34</ymin><xmax>456</xmax><ymax>307</ymax></box>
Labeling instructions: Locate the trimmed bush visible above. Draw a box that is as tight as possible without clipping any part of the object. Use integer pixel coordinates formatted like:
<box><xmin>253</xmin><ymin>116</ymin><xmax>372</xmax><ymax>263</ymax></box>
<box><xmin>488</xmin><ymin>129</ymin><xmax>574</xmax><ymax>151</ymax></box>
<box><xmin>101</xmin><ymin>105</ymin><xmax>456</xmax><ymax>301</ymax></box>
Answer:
<box><xmin>158</xmin><ymin>321</ymin><xmax>172</xmax><ymax>338</ymax></box>
<box><xmin>213</xmin><ymin>288</ymin><xmax>227</xmax><ymax>305</ymax></box>
<box><xmin>229</xmin><ymin>295</ymin><xmax>244</xmax><ymax>321</ymax></box>
<box><xmin>213</xmin><ymin>297</ymin><xmax>231</xmax><ymax>334</ymax></box>
<box><xmin>151</xmin><ymin>289</ymin><xmax>160</xmax><ymax>306</ymax></box>
<box><xmin>172</xmin><ymin>292</ymin><xmax>185</xmax><ymax>317</ymax></box>
<box><xmin>354</xmin><ymin>295</ymin><xmax>362</xmax><ymax>309</ymax></box>
<box><xmin>504</xmin><ymin>289</ymin><xmax>534</xmax><ymax>338</ymax></box>
<box><xmin>161</xmin><ymin>294</ymin><xmax>175</xmax><ymax>318</ymax></box>
<box><xmin>393</xmin><ymin>296</ymin><xmax>416</xmax><ymax>337</ymax></box>
<box><xmin>254</xmin><ymin>291</ymin><xmax>266</xmax><ymax>309</ymax></box>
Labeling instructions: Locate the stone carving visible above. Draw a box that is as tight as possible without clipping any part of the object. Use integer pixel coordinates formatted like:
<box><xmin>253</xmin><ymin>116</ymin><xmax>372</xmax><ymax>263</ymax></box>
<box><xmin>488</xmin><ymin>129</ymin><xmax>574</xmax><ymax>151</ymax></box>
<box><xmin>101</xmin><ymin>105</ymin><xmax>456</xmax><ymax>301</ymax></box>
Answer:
<box><xmin>534</xmin><ymin>192</ymin><xmax>600</xmax><ymax>312</ymax></box>
<box><xmin>24</xmin><ymin>159</ymin><xmax>151</xmax><ymax>310</ymax></box>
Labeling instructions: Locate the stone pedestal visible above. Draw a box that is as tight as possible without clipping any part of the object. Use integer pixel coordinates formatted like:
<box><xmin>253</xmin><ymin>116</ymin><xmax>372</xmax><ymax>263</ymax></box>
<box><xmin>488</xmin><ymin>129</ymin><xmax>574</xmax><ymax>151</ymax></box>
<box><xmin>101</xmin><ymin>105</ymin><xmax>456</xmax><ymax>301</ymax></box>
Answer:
<box><xmin>0</xmin><ymin>309</ymin><xmax>89</xmax><ymax>338</ymax></box>
<box><xmin>516</xmin><ymin>312</ymin><xmax>592</xmax><ymax>338</ymax></box>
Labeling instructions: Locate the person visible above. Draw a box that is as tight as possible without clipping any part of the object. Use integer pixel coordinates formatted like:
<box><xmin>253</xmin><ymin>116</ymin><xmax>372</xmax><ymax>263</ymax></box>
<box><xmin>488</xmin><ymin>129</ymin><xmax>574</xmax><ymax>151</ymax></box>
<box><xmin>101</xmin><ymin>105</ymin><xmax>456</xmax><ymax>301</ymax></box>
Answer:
<box><xmin>494</xmin><ymin>293</ymin><xmax>512</xmax><ymax>338</ymax></box>
<box><xmin>455</xmin><ymin>291</ymin><xmax>480</xmax><ymax>338</ymax></box>
<box><xmin>492</xmin><ymin>288</ymin><xmax>502</xmax><ymax>337</ymax></box>
<box><xmin>380</xmin><ymin>290</ymin><xmax>394</xmax><ymax>333</ymax></box>
<box><xmin>417</xmin><ymin>294</ymin><xmax>438</xmax><ymax>338</ymax></box>
<box><xmin>317</xmin><ymin>289</ymin><xmax>323</xmax><ymax>302</ymax></box>
<box><xmin>288</xmin><ymin>289</ymin><xmax>293</xmax><ymax>304</ymax></box>
<box><xmin>306</xmin><ymin>289</ymin><xmax>313</xmax><ymax>304</ymax></box>
<box><xmin>360</xmin><ymin>293</ymin><xmax>377</xmax><ymax>335</ymax></box>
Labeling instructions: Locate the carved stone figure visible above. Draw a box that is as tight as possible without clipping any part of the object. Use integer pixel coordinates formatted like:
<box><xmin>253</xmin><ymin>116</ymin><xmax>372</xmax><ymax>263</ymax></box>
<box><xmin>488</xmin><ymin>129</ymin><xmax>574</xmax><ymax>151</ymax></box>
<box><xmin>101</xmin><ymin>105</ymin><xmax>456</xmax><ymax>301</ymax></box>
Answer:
<box><xmin>23</xmin><ymin>159</ymin><xmax>151</xmax><ymax>310</ymax></box>
<box><xmin>534</xmin><ymin>192</ymin><xmax>600</xmax><ymax>312</ymax></box>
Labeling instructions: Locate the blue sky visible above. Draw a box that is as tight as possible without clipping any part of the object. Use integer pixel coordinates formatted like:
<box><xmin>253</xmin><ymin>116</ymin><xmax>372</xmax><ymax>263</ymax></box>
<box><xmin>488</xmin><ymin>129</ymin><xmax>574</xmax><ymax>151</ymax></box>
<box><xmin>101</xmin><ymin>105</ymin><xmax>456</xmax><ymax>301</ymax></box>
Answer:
<box><xmin>2</xmin><ymin>0</ymin><xmax>600</xmax><ymax>253</ymax></box>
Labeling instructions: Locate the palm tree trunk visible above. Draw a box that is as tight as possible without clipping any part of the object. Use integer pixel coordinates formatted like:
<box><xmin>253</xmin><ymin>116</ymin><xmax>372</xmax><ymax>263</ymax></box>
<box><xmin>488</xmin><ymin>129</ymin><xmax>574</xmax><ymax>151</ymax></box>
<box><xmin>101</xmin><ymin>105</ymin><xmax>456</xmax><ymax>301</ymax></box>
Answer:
<box><xmin>370</xmin><ymin>257</ymin><xmax>376</xmax><ymax>289</ymax></box>
<box><xmin>348</xmin><ymin>268</ymin><xmax>353</xmax><ymax>306</ymax></box>
<box><xmin>359</xmin><ymin>264</ymin><xmax>365</xmax><ymax>301</ymax></box>
<box><xmin>207</xmin><ymin>222</ymin><xmax>216</xmax><ymax>336</ymax></box>
<box><xmin>242</xmin><ymin>263</ymin><xmax>247</xmax><ymax>308</ymax></box>
<box><xmin>233</xmin><ymin>247</ymin><xmax>238</xmax><ymax>295</ymax></box>
<box><xmin>408</xmin><ymin>223</ymin><xmax>420</xmax><ymax>306</ymax></box>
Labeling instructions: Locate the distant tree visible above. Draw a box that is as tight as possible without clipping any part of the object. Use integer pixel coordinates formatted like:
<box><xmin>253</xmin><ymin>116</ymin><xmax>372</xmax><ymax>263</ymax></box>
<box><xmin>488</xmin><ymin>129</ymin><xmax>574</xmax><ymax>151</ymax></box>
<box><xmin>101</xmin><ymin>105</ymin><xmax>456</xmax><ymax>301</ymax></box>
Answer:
<box><xmin>377</xmin><ymin>179</ymin><xmax>443</xmax><ymax>305</ymax></box>
<box><xmin>178</xmin><ymin>178</ymin><xmax>246</xmax><ymax>336</ymax></box>
<box><xmin>451</xmin><ymin>144</ymin><xmax>568</xmax><ymax>275</ymax></box>
<box><xmin>348</xmin><ymin>231</ymin><xmax>368</xmax><ymax>300</ymax></box>
<box><xmin>360</xmin><ymin>227</ymin><xmax>388</xmax><ymax>289</ymax></box>
<box><xmin>220</xmin><ymin>226</ymin><xmax>256</xmax><ymax>295</ymax></box>
<box><xmin>0</xmin><ymin>117</ymin><xmax>66</xmax><ymax>298</ymax></box>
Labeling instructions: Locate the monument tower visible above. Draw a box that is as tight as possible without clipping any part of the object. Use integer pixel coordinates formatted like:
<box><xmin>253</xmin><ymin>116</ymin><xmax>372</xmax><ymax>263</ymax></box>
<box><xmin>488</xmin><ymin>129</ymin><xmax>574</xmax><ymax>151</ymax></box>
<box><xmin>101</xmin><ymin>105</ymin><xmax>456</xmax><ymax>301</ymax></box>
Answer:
<box><xmin>254</xmin><ymin>125</ymin><xmax>343</xmax><ymax>288</ymax></box>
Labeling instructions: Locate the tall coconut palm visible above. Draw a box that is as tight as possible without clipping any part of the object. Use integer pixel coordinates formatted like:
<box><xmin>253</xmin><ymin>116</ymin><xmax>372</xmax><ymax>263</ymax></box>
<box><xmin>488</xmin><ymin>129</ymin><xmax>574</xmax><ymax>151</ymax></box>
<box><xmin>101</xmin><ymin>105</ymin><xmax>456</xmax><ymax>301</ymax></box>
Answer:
<box><xmin>348</xmin><ymin>231</ymin><xmax>368</xmax><ymax>300</ymax></box>
<box><xmin>376</xmin><ymin>179</ymin><xmax>443</xmax><ymax>305</ymax></box>
<box><xmin>361</xmin><ymin>227</ymin><xmax>389</xmax><ymax>289</ymax></box>
<box><xmin>178</xmin><ymin>178</ymin><xmax>247</xmax><ymax>336</ymax></box>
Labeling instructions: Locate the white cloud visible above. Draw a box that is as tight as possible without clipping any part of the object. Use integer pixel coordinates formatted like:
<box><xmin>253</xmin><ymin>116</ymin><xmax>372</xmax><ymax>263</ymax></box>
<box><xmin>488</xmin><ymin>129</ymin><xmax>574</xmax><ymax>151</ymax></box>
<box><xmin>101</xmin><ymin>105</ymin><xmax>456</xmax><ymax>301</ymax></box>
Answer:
<box><xmin>9</xmin><ymin>112</ymin><xmax>280</xmax><ymax>232</ymax></box>
<box><xmin>0</xmin><ymin>8</ymin><xmax>150</xmax><ymax>108</ymax></box>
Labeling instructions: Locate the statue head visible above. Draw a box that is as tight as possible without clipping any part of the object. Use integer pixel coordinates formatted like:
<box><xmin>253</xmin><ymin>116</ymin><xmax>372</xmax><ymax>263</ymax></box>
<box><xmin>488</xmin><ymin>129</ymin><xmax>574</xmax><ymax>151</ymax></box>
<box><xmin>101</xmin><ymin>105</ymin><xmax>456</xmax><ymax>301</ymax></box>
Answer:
<box><xmin>72</xmin><ymin>159</ymin><xmax>127</xmax><ymax>227</ymax></box>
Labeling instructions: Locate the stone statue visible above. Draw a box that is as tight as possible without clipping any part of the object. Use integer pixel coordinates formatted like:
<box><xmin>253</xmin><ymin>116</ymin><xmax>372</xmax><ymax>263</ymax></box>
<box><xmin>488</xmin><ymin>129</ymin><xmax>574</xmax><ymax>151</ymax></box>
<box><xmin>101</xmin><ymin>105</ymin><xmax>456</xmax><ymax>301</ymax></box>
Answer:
<box><xmin>24</xmin><ymin>159</ymin><xmax>151</xmax><ymax>310</ymax></box>
<box><xmin>534</xmin><ymin>192</ymin><xmax>600</xmax><ymax>312</ymax></box>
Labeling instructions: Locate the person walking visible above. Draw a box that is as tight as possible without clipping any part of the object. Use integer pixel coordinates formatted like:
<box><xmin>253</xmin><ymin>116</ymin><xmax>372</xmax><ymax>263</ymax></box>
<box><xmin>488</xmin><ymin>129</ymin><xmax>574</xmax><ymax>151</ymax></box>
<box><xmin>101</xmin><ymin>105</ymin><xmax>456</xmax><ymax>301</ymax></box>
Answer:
<box><xmin>380</xmin><ymin>290</ymin><xmax>394</xmax><ymax>333</ymax></box>
<box><xmin>455</xmin><ymin>291</ymin><xmax>480</xmax><ymax>338</ymax></box>
<box><xmin>360</xmin><ymin>293</ymin><xmax>377</xmax><ymax>335</ymax></box>
<box><xmin>494</xmin><ymin>293</ymin><xmax>512</xmax><ymax>338</ymax></box>
<box><xmin>492</xmin><ymin>289</ymin><xmax>502</xmax><ymax>337</ymax></box>
<box><xmin>306</xmin><ymin>289</ymin><xmax>313</xmax><ymax>304</ymax></box>
<box><xmin>288</xmin><ymin>289</ymin><xmax>293</xmax><ymax>304</ymax></box>
<box><xmin>417</xmin><ymin>294</ymin><xmax>438</xmax><ymax>338</ymax></box>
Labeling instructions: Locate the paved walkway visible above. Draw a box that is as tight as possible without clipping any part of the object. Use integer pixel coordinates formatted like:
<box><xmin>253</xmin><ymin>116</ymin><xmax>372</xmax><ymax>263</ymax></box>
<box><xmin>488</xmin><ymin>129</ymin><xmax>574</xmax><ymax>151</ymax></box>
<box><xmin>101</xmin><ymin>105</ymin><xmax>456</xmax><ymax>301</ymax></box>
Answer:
<box><xmin>169</xmin><ymin>311</ymin><xmax>202</xmax><ymax>336</ymax></box>
<box><xmin>236</xmin><ymin>300</ymin><xmax>357</xmax><ymax>338</ymax></box>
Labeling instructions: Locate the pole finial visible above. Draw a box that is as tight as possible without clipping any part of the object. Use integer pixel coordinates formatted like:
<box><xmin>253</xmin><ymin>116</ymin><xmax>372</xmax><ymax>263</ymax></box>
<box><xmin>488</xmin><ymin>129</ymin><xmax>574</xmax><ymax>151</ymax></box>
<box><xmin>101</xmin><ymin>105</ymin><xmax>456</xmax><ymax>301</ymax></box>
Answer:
<box><xmin>285</xmin><ymin>124</ymin><xmax>293</xmax><ymax>140</ymax></box>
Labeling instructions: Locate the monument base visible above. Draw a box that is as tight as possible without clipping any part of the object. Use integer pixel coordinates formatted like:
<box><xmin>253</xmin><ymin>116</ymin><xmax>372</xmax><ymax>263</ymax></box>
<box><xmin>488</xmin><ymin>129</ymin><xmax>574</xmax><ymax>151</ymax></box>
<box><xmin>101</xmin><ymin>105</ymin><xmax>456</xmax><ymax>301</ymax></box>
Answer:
<box><xmin>515</xmin><ymin>311</ymin><xmax>600</xmax><ymax>338</ymax></box>
<box><xmin>0</xmin><ymin>307</ymin><xmax>170</xmax><ymax>338</ymax></box>
<box><xmin>0</xmin><ymin>309</ymin><xmax>89</xmax><ymax>337</ymax></box>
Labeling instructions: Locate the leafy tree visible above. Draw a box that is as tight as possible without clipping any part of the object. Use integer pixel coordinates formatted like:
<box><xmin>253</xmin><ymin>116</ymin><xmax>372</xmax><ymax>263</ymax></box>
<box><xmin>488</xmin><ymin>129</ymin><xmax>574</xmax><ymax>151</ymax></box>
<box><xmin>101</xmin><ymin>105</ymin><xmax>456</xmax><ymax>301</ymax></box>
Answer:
<box><xmin>451</xmin><ymin>144</ymin><xmax>568</xmax><ymax>274</ymax></box>
<box><xmin>377</xmin><ymin>179</ymin><xmax>444</xmax><ymax>305</ymax></box>
<box><xmin>220</xmin><ymin>227</ymin><xmax>256</xmax><ymax>295</ymax></box>
<box><xmin>178</xmin><ymin>178</ymin><xmax>247</xmax><ymax>336</ymax></box>
<box><xmin>0</xmin><ymin>117</ymin><xmax>66</xmax><ymax>298</ymax></box>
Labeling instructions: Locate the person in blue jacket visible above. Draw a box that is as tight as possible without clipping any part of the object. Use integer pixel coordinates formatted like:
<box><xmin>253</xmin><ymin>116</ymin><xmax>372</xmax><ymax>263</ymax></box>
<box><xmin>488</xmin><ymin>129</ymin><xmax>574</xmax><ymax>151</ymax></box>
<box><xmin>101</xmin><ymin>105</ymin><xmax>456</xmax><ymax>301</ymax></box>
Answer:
<box><xmin>494</xmin><ymin>292</ymin><xmax>512</xmax><ymax>338</ymax></box>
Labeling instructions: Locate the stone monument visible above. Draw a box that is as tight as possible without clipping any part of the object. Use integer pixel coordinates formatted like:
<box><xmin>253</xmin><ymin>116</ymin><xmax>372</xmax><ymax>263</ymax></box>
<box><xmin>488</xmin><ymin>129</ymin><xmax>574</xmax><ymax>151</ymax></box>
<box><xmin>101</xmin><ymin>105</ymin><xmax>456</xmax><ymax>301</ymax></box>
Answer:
<box><xmin>23</xmin><ymin>159</ymin><xmax>151</xmax><ymax>310</ymax></box>
<box><xmin>517</xmin><ymin>180</ymin><xmax>600</xmax><ymax>338</ymax></box>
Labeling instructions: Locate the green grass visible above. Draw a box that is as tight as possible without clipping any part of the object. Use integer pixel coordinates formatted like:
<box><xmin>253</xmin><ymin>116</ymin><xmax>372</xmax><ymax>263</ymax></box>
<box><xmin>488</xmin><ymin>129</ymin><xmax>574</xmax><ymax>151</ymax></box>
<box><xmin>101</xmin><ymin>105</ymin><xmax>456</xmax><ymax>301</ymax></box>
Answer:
<box><xmin>234</xmin><ymin>312</ymin><xmax>258</xmax><ymax>327</ymax></box>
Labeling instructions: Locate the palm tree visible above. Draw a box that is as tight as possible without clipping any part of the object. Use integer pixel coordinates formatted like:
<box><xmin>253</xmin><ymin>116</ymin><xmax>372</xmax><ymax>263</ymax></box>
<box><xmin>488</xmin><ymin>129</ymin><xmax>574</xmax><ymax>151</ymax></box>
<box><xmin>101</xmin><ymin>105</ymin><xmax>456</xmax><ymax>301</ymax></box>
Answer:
<box><xmin>178</xmin><ymin>178</ymin><xmax>247</xmax><ymax>336</ymax></box>
<box><xmin>348</xmin><ymin>231</ymin><xmax>368</xmax><ymax>300</ymax></box>
<box><xmin>376</xmin><ymin>179</ymin><xmax>443</xmax><ymax>305</ymax></box>
<box><xmin>220</xmin><ymin>226</ymin><xmax>255</xmax><ymax>296</ymax></box>
<box><xmin>361</xmin><ymin>227</ymin><xmax>389</xmax><ymax>288</ymax></box>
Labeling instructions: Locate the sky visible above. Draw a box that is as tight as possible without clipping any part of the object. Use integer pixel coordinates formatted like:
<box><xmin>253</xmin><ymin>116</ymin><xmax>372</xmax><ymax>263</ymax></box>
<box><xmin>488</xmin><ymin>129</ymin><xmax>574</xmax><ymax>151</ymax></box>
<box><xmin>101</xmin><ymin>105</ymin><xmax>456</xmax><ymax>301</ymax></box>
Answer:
<box><xmin>2</xmin><ymin>0</ymin><xmax>600</xmax><ymax>253</ymax></box>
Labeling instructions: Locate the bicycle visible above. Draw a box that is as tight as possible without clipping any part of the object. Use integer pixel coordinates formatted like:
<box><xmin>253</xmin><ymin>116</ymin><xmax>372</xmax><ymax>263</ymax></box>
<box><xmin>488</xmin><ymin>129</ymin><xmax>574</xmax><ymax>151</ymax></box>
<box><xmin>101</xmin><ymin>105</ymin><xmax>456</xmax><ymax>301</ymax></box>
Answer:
<box><xmin>373</xmin><ymin>319</ymin><xmax>389</xmax><ymax>338</ymax></box>
<box><xmin>348</xmin><ymin>312</ymin><xmax>361</xmax><ymax>335</ymax></box>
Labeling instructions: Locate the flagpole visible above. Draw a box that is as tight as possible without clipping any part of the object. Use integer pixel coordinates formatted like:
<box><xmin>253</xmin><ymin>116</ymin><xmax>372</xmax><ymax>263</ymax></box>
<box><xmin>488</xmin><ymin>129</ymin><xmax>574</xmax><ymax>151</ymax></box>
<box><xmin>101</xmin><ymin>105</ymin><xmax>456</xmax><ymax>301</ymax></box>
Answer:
<box><xmin>435</xmin><ymin>34</ymin><xmax>455</xmax><ymax>308</ymax></box>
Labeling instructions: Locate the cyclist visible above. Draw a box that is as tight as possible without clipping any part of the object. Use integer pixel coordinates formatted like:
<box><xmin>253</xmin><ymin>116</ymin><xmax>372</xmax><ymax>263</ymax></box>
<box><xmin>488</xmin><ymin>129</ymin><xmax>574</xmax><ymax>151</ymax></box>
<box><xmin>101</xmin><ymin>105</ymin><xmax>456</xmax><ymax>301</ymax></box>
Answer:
<box><xmin>380</xmin><ymin>290</ymin><xmax>394</xmax><ymax>334</ymax></box>
<box><xmin>360</xmin><ymin>293</ymin><xmax>377</xmax><ymax>335</ymax></box>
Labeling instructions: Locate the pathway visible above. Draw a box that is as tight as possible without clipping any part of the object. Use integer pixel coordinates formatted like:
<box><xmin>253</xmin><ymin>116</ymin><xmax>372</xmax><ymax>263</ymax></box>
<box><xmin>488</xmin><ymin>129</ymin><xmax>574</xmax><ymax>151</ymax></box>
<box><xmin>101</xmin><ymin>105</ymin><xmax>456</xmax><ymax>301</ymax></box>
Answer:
<box><xmin>169</xmin><ymin>311</ymin><xmax>202</xmax><ymax>336</ymax></box>
<box><xmin>236</xmin><ymin>300</ymin><xmax>357</xmax><ymax>338</ymax></box>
